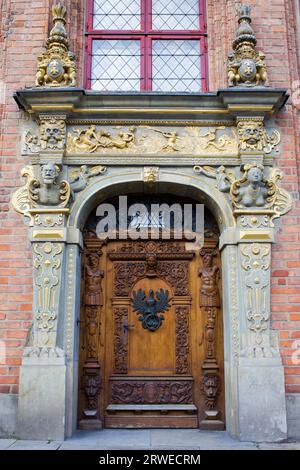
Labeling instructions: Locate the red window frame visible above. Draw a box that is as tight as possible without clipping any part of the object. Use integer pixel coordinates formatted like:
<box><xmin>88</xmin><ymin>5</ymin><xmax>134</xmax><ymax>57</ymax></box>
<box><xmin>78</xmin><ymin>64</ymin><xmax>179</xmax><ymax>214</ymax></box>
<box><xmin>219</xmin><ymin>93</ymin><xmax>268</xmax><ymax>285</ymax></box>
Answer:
<box><xmin>85</xmin><ymin>0</ymin><xmax>208</xmax><ymax>92</ymax></box>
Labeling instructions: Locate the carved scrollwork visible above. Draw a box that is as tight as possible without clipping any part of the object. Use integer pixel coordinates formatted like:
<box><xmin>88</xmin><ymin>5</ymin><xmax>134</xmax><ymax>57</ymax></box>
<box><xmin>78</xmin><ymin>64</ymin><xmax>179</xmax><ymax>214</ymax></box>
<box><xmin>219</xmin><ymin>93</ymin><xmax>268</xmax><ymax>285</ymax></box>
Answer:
<box><xmin>241</xmin><ymin>243</ymin><xmax>271</xmax><ymax>346</ymax></box>
<box><xmin>111</xmin><ymin>380</ymin><xmax>193</xmax><ymax>404</ymax></box>
<box><xmin>33</xmin><ymin>242</ymin><xmax>63</xmax><ymax>346</ymax></box>
<box><xmin>114</xmin><ymin>262</ymin><xmax>146</xmax><ymax>297</ymax></box>
<box><xmin>175</xmin><ymin>306</ymin><xmax>189</xmax><ymax>374</ymax></box>
<box><xmin>114</xmin><ymin>307</ymin><xmax>128</xmax><ymax>374</ymax></box>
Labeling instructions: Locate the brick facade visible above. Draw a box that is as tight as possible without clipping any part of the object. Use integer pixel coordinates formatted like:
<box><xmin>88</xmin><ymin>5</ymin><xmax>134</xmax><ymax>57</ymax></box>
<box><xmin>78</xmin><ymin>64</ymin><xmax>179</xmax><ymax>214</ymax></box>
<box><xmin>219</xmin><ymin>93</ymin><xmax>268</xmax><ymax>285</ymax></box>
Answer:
<box><xmin>0</xmin><ymin>0</ymin><xmax>299</xmax><ymax>397</ymax></box>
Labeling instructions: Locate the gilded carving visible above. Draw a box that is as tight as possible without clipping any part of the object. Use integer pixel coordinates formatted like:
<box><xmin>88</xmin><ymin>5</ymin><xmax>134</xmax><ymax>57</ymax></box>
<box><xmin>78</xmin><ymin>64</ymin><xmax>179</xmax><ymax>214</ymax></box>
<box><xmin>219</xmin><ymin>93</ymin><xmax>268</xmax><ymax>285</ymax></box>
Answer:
<box><xmin>67</xmin><ymin>125</ymin><xmax>135</xmax><ymax>153</ymax></box>
<box><xmin>33</xmin><ymin>242</ymin><xmax>63</xmax><ymax>345</ymax></box>
<box><xmin>237</xmin><ymin>120</ymin><xmax>280</xmax><ymax>153</ymax></box>
<box><xmin>143</xmin><ymin>167</ymin><xmax>159</xmax><ymax>183</ymax></box>
<box><xmin>175</xmin><ymin>306</ymin><xmax>189</xmax><ymax>374</ymax></box>
<box><xmin>40</xmin><ymin>117</ymin><xmax>66</xmax><ymax>150</ymax></box>
<box><xmin>66</xmin><ymin>125</ymin><xmax>238</xmax><ymax>156</ymax></box>
<box><xmin>227</xmin><ymin>5</ymin><xmax>269</xmax><ymax>87</ymax></box>
<box><xmin>241</xmin><ymin>243</ymin><xmax>271</xmax><ymax>345</ymax></box>
<box><xmin>230</xmin><ymin>163</ymin><xmax>275</xmax><ymax>208</ymax></box>
<box><xmin>111</xmin><ymin>380</ymin><xmax>193</xmax><ymax>404</ymax></box>
<box><xmin>69</xmin><ymin>165</ymin><xmax>107</xmax><ymax>193</ymax></box>
<box><xmin>35</xmin><ymin>3</ymin><xmax>76</xmax><ymax>88</ymax></box>
<box><xmin>11</xmin><ymin>166</ymin><xmax>35</xmax><ymax>215</ymax></box>
<box><xmin>196</xmin><ymin>163</ymin><xmax>292</xmax><ymax>219</ymax></box>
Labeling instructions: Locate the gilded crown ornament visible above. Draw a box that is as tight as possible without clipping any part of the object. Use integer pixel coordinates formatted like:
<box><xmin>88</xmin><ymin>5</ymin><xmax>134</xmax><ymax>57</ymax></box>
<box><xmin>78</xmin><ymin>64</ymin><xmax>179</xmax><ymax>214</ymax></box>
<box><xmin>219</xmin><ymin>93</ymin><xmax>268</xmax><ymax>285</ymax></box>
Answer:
<box><xmin>35</xmin><ymin>2</ymin><xmax>76</xmax><ymax>87</ymax></box>
<box><xmin>227</xmin><ymin>5</ymin><xmax>269</xmax><ymax>87</ymax></box>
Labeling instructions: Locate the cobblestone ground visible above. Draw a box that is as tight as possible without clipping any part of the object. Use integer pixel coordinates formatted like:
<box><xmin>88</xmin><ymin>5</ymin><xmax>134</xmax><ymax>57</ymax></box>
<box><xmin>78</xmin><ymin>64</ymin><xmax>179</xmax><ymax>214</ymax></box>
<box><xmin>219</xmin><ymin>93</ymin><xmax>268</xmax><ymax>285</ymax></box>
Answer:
<box><xmin>0</xmin><ymin>430</ymin><xmax>299</xmax><ymax>450</ymax></box>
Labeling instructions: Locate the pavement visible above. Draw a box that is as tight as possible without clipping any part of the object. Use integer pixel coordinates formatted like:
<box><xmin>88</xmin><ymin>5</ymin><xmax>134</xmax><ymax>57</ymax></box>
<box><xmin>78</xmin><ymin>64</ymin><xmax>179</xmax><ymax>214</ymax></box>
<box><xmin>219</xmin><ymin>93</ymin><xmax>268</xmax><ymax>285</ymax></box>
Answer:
<box><xmin>0</xmin><ymin>429</ymin><xmax>299</xmax><ymax>450</ymax></box>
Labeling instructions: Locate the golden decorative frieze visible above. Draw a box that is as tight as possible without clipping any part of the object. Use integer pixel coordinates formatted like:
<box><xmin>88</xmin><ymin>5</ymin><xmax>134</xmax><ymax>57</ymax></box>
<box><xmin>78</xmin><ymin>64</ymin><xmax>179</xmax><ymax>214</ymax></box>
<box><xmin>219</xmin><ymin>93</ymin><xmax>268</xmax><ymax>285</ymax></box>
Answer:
<box><xmin>35</xmin><ymin>3</ymin><xmax>76</xmax><ymax>88</ymax></box>
<box><xmin>66</xmin><ymin>125</ymin><xmax>238</xmax><ymax>156</ymax></box>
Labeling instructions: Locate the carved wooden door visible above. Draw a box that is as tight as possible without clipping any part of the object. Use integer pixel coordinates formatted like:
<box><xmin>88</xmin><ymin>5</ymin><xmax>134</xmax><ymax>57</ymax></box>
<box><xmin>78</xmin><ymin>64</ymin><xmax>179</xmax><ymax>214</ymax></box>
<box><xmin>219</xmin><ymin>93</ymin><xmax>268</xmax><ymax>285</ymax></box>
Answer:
<box><xmin>78</xmin><ymin>237</ymin><xmax>225</xmax><ymax>429</ymax></box>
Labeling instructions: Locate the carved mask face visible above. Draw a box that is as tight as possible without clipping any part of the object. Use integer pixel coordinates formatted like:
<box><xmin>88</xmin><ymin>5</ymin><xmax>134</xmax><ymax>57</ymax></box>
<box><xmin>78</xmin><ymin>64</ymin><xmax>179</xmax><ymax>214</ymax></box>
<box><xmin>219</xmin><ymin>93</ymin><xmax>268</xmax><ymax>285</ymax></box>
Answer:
<box><xmin>242</xmin><ymin>125</ymin><xmax>261</xmax><ymax>146</ymax></box>
<box><xmin>45</xmin><ymin>126</ymin><xmax>62</xmax><ymax>145</ymax></box>
<box><xmin>238</xmin><ymin>44</ymin><xmax>255</xmax><ymax>59</ymax></box>
<box><xmin>204</xmin><ymin>377</ymin><xmax>218</xmax><ymax>397</ymax></box>
<box><xmin>247</xmin><ymin>167</ymin><xmax>263</xmax><ymax>184</ymax></box>
<box><xmin>41</xmin><ymin>163</ymin><xmax>57</xmax><ymax>185</ymax></box>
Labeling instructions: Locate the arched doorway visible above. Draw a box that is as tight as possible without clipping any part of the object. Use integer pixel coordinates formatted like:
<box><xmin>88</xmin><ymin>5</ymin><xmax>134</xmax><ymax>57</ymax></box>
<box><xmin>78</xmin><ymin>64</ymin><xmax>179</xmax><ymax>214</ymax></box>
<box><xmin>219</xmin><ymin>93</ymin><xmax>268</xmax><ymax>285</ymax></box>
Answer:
<box><xmin>77</xmin><ymin>194</ymin><xmax>225</xmax><ymax>429</ymax></box>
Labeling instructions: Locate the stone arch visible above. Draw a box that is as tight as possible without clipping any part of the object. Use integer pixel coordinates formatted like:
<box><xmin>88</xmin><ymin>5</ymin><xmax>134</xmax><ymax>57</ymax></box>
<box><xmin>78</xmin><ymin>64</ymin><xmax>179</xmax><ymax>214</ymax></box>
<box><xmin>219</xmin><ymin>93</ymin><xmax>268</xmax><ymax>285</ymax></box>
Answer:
<box><xmin>67</xmin><ymin>169</ymin><xmax>235</xmax><ymax>233</ymax></box>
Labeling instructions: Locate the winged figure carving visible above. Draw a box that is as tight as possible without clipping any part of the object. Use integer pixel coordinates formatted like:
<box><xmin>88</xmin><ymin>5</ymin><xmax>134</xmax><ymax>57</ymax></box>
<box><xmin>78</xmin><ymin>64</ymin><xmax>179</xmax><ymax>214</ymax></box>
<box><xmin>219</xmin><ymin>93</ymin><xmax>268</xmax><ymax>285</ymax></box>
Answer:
<box><xmin>131</xmin><ymin>288</ymin><xmax>171</xmax><ymax>332</ymax></box>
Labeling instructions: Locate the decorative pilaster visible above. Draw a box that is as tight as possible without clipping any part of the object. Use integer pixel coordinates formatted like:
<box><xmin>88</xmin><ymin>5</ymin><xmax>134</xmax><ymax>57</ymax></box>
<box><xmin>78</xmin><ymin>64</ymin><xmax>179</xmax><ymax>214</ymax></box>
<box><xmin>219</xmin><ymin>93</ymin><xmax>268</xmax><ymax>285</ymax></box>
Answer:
<box><xmin>79</xmin><ymin>249</ymin><xmax>104</xmax><ymax>429</ymax></box>
<box><xmin>198</xmin><ymin>244</ymin><xmax>224</xmax><ymax>430</ymax></box>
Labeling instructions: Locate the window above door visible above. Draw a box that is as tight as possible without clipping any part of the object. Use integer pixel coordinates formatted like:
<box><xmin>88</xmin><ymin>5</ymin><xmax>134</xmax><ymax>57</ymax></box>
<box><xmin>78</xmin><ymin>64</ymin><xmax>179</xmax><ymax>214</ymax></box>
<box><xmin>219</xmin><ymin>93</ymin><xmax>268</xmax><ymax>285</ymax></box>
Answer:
<box><xmin>85</xmin><ymin>0</ymin><xmax>208</xmax><ymax>92</ymax></box>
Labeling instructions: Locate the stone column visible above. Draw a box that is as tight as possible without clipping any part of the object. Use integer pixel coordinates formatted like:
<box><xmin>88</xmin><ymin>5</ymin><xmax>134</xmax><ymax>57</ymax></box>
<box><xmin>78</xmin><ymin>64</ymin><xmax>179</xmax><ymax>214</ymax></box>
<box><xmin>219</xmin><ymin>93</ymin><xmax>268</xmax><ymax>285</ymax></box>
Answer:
<box><xmin>18</xmin><ymin>208</ymin><xmax>80</xmax><ymax>440</ymax></box>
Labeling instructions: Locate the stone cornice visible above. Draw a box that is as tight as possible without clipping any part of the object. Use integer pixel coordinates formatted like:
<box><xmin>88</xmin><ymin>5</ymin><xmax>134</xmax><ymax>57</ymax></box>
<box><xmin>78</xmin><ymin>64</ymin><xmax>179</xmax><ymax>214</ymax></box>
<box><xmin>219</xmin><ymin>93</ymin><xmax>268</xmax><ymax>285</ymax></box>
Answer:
<box><xmin>13</xmin><ymin>88</ymin><xmax>289</xmax><ymax>122</ymax></box>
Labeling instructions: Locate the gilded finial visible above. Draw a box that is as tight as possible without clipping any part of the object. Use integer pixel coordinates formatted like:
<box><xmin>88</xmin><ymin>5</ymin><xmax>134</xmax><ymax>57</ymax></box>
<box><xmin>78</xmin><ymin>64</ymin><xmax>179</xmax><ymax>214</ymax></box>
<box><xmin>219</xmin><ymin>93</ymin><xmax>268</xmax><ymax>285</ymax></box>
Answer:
<box><xmin>227</xmin><ymin>4</ymin><xmax>269</xmax><ymax>87</ymax></box>
<box><xmin>35</xmin><ymin>2</ymin><xmax>76</xmax><ymax>88</ymax></box>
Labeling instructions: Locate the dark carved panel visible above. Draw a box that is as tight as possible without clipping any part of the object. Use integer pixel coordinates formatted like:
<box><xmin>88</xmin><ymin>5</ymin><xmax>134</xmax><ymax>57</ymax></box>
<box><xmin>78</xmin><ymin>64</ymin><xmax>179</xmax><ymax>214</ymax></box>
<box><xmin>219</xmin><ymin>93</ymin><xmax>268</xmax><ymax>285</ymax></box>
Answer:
<box><xmin>114</xmin><ymin>307</ymin><xmax>128</xmax><ymax>374</ymax></box>
<box><xmin>201</xmin><ymin>372</ymin><xmax>220</xmax><ymax>410</ymax></box>
<box><xmin>175</xmin><ymin>306</ymin><xmax>189</xmax><ymax>374</ymax></box>
<box><xmin>111</xmin><ymin>380</ymin><xmax>193</xmax><ymax>404</ymax></box>
<box><xmin>81</xmin><ymin>362</ymin><xmax>101</xmax><ymax>416</ymax></box>
<box><xmin>85</xmin><ymin>306</ymin><xmax>100</xmax><ymax>360</ymax></box>
<box><xmin>199</xmin><ymin>248</ymin><xmax>220</xmax><ymax>367</ymax></box>
<box><xmin>157</xmin><ymin>261</ymin><xmax>189</xmax><ymax>296</ymax></box>
<box><xmin>114</xmin><ymin>260</ymin><xmax>189</xmax><ymax>297</ymax></box>
<box><xmin>114</xmin><ymin>262</ymin><xmax>146</xmax><ymax>296</ymax></box>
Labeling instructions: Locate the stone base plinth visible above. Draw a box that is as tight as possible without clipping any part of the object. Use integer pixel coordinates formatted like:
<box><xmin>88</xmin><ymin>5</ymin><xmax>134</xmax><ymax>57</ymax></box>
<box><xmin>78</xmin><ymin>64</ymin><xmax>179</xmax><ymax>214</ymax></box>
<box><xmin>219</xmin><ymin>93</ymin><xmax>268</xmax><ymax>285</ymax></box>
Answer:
<box><xmin>238</xmin><ymin>357</ymin><xmax>287</xmax><ymax>442</ymax></box>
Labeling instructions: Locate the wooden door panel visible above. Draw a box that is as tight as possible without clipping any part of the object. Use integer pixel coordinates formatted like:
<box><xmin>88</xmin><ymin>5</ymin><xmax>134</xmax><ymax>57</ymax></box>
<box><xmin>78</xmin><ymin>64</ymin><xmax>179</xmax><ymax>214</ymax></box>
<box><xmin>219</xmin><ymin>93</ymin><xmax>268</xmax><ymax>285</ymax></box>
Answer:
<box><xmin>78</xmin><ymin>236</ymin><xmax>225</xmax><ymax>430</ymax></box>
<box><xmin>128</xmin><ymin>278</ymin><xmax>175</xmax><ymax>374</ymax></box>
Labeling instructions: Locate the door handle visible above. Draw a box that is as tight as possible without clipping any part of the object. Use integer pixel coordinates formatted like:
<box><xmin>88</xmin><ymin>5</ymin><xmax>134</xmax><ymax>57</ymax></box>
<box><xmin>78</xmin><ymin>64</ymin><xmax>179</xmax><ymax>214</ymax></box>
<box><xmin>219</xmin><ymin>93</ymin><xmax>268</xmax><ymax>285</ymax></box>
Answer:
<box><xmin>123</xmin><ymin>323</ymin><xmax>135</xmax><ymax>334</ymax></box>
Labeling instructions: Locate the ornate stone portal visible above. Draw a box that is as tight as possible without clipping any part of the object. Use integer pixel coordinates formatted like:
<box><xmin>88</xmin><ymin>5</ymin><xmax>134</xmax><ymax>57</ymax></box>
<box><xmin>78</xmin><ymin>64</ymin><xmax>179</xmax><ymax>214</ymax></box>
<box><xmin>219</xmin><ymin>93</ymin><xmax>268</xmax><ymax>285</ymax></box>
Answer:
<box><xmin>12</xmin><ymin>3</ymin><xmax>293</xmax><ymax>442</ymax></box>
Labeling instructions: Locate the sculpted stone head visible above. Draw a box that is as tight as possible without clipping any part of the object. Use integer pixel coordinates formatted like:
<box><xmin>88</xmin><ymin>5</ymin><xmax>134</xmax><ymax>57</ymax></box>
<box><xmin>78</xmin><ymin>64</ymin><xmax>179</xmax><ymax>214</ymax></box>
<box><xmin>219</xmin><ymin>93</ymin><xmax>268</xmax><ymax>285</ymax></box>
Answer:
<box><xmin>247</xmin><ymin>166</ymin><xmax>263</xmax><ymax>184</ymax></box>
<box><xmin>41</xmin><ymin>163</ymin><xmax>59</xmax><ymax>185</ymax></box>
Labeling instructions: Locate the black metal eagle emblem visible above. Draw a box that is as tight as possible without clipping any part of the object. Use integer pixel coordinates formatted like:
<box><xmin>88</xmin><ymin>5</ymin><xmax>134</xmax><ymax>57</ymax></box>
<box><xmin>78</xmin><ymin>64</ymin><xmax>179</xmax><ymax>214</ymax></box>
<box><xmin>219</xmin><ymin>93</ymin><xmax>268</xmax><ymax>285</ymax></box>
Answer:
<box><xmin>131</xmin><ymin>288</ymin><xmax>171</xmax><ymax>332</ymax></box>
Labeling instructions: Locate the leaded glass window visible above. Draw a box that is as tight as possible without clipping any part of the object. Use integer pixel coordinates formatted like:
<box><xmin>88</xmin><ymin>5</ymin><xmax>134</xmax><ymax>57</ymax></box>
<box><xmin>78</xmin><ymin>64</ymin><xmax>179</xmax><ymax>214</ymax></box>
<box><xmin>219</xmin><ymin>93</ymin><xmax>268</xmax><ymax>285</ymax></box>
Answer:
<box><xmin>86</xmin><ymin>1</ymin><xmax>207</xmax><ymax>92</ymax></box>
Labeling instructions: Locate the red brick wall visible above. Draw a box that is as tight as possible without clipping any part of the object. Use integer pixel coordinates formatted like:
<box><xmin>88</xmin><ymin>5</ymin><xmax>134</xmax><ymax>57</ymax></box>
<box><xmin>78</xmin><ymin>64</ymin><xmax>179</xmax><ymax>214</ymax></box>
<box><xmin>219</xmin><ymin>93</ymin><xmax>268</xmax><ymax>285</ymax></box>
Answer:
<box><xmin>0</xmin><ymin>0</ymin><xmax>299</xmax><ymax>395</ymax></box>
<box><xmin>0</xmin><ymin>0</ymin><xmax>85</xmax><ymax>394</ymax></box>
